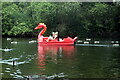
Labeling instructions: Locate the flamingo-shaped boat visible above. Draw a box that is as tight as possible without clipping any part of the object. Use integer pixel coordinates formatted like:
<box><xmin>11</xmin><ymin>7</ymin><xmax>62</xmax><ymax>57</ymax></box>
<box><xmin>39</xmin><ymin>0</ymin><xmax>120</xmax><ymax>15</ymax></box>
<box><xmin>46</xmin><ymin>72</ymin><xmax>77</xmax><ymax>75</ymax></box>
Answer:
<box><xmin>34</xmin><ymin>23</ymin><xmax>78</xmax><ymax>45</ymax></box>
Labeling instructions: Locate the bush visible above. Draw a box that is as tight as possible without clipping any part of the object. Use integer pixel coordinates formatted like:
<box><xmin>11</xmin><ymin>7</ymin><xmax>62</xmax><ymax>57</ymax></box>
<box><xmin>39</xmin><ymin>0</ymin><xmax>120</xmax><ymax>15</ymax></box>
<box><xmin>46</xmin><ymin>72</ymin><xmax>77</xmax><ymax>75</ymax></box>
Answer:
<box><xmin>8</xmin><ymin>23</ymin><xmax>32</xmax><ymax>36</ymax></box>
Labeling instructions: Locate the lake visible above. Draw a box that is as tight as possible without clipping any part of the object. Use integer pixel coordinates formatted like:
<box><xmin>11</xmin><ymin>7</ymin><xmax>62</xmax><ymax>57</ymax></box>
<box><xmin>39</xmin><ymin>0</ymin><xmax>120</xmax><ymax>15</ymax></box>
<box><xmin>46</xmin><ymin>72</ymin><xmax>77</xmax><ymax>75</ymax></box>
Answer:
<box><xmin>1</xmin><ymin>38</ymin><xmax>120</xmax><ymax>79</ymax></box>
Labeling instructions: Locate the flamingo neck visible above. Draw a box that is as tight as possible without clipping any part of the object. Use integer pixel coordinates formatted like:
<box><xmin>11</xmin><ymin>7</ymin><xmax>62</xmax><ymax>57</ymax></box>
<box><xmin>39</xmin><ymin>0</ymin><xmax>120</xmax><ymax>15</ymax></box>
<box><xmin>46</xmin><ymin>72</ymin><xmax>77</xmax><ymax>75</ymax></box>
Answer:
<box><xmin>38</xmin><ymin>26</ymin><xmax>47</xmax><ymax>38</ymax></box>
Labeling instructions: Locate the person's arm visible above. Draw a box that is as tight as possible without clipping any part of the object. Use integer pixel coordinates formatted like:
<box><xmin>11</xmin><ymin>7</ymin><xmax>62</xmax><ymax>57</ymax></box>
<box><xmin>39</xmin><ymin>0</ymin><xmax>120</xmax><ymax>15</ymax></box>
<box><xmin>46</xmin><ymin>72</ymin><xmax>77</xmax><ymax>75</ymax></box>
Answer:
<box><xmin>46</xmin><ymin>35</ymin><xmax>53</xmax><ymax>42</ymax></box>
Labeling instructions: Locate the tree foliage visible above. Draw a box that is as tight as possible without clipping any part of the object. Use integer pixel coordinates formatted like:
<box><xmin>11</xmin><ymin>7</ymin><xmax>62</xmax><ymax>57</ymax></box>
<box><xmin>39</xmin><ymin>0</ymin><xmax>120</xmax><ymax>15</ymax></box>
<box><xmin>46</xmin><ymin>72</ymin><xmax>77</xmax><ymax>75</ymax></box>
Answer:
<box><xmin>1</xmin><ymin>2</ymin><xmax>120</xmax><ymax>39</ymax></box>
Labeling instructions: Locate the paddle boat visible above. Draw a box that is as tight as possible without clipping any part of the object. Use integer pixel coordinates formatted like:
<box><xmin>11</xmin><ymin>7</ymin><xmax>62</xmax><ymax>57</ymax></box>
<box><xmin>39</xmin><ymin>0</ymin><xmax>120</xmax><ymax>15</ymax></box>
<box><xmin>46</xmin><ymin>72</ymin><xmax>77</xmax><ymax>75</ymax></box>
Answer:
<box><xmin>34</xmin><ymin>23</ymin><xmax>78</xmax><ymax>45</ymax></box>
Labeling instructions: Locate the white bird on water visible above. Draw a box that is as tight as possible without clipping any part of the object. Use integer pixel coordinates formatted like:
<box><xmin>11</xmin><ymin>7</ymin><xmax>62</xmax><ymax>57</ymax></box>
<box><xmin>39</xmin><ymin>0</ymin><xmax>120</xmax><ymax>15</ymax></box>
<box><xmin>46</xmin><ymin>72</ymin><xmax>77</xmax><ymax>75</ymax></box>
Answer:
<box><xmin>77</xmin><ymin>40</ymin><xmax>83</xmax><ymax>43</ymax></box>
<box><xmin>113</xmin><ymin>44</ymin><xmax>119</xmax><ymax>47</ymax></box>
<box><xmin>94</xmin><ymin>41</ymin><xmax>100</xmax><ymax>43</ymax></box>
<box><xmin>11</xmin><ymin>41</ymin><xmax>18</xmax><ymax>44</ymax></box>
<box><xmin>111</xmin><ymin>41</ymin><xmax>119</xmax><ymax>44</ymax></box>
<box><xmin>7</xmin><ymin>38</ymin><xmax>11</xmax><ymax>40</ymax></box>
<box><xmin>111</xmin><ymin>41</ymin><xmax>114</xmax><ymax>43</ymax></box>
<box><xmin>84</xmin><ymin>41</ymin><xmax>89</xmax><ymax>44</ymax></box>
<box><xmin>115</xmin><ymin>41</ymin><xmax>119</xmax><ymax>43</ymax></box>
<box><xmin>86</xmin><ymin>38</ymin><xmax>91</xmax><ymax>41</ymax></box>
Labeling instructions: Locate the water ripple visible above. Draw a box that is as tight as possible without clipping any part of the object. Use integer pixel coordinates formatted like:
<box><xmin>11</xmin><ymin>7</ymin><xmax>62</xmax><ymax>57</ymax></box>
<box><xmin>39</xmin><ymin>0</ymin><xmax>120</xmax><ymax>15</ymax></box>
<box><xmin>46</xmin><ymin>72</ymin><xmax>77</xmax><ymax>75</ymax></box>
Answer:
<box><xmin>0</xmin><ymin>48</ymin><xmax>13</xmax><ymax>52</ymax></box>
<box><xmin>75</xmin><ymin>44</ymin><xmax>118</xmax><ymax>47</ymax></box>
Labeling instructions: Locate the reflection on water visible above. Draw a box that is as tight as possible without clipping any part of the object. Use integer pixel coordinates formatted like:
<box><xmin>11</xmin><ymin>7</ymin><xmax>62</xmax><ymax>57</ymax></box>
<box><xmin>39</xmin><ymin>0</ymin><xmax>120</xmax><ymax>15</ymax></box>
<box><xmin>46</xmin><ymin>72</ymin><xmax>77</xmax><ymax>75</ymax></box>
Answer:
<box><xmin>37</xmin><ymin>45</ymin><xmax>75</xmax><ymax>76</ymax></box>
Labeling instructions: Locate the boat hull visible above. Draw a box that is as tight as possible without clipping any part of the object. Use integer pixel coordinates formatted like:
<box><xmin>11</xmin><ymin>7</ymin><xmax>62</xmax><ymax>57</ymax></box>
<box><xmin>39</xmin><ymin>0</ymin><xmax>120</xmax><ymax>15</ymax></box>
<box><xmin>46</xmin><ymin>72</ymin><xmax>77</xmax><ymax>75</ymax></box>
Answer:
<box><xmin>38</xmin><ymin>41</ymin><xmax>75</xmax><ymax>46</ymax></box>
<box><xmin>37</xmin><ymin>37</ymin><xmax>78</xmax><ymax>46</ymax></box>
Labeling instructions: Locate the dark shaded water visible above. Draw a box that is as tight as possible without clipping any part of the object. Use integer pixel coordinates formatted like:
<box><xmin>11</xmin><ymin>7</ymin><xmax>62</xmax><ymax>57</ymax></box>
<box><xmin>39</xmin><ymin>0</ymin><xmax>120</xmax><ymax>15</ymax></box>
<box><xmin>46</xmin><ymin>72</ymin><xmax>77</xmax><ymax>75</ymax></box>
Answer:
<box><xmin>0</xmin><ymin>38</ymin><xmax>120</xmax><ymax>79</ymax></box>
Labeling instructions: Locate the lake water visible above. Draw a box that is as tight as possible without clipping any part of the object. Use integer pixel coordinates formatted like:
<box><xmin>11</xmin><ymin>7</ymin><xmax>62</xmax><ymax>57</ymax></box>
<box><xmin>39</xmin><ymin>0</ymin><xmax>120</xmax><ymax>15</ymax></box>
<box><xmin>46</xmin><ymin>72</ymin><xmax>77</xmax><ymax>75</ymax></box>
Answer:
<box><xmin>0</xmin><ymin>38</ymin><xmax>120</xmax><ymax>79</ymax></box>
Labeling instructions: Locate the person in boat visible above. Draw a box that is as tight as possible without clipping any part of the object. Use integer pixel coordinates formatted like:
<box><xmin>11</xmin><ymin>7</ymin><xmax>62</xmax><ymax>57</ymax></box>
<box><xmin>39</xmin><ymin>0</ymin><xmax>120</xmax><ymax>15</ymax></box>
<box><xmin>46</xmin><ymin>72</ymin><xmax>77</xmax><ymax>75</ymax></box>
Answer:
<box><xmin>52</xmin><ymin>32</ymin><xmax>58</xmax><ymax>39</ymax></box>
<box><xmin>46</xmin><ymin>32</ymin><xmax>58</xmax><ymax>42</ymax></box>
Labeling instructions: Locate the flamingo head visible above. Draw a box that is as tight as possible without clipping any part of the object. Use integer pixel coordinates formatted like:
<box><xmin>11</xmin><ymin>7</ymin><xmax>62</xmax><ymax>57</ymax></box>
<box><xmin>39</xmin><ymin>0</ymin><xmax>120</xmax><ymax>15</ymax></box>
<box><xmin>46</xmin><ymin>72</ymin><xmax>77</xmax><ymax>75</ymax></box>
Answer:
<box><xmin>34</xmin><ymin>23</ymin><xmax>46</xmax><ymax>30</ymax></box>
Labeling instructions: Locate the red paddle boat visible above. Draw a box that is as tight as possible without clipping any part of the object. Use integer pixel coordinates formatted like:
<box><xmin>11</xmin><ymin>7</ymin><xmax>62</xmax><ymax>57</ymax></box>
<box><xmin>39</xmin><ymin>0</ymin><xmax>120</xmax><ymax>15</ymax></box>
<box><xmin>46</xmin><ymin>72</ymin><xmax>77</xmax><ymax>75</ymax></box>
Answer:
<box><xmin>34</xmin><ymin>23</ymin><xmax>78</xmax><ymax>45</ymax></box>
